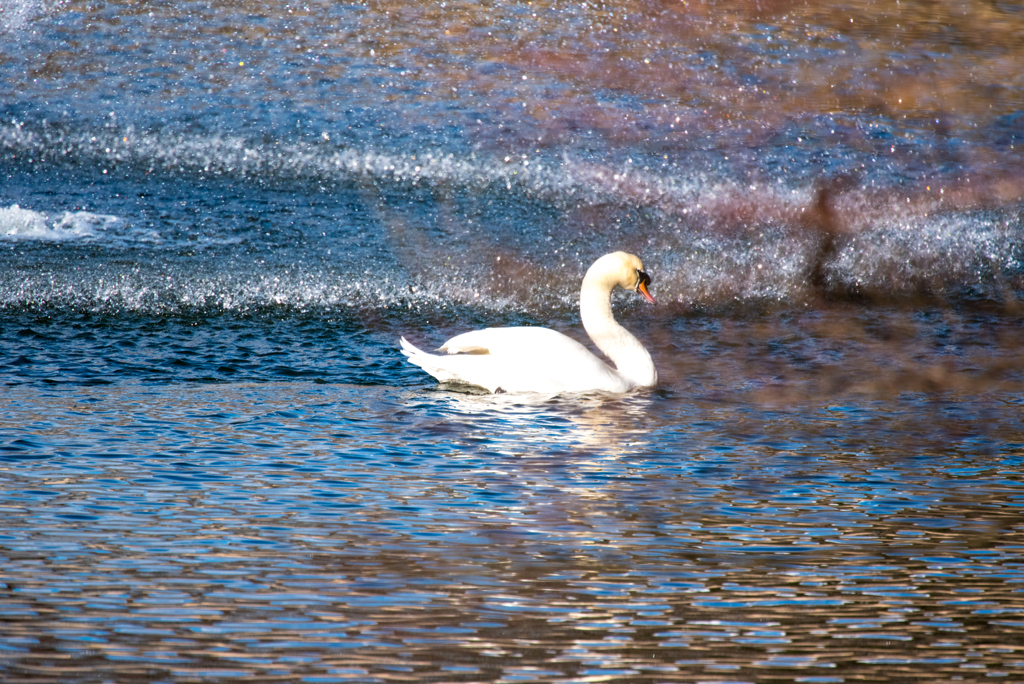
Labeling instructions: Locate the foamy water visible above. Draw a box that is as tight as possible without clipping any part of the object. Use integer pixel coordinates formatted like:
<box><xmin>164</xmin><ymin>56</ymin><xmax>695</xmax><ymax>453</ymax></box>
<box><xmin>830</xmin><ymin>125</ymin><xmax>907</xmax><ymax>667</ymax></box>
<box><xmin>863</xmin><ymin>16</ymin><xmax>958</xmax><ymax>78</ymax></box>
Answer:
<box><xmin>2</xmin><ymin>121</ymin><xmax>1021</xmax><ymax>314</ymax></box>
<box><xmin>0</xmin><ymin>203</ymin><xmax>121</xmax><ymax>241</ymax></box>
<box><xmin>0</xmin><ymin>0</ymin><xmax>63</xmax><ymax>33</ymax></box>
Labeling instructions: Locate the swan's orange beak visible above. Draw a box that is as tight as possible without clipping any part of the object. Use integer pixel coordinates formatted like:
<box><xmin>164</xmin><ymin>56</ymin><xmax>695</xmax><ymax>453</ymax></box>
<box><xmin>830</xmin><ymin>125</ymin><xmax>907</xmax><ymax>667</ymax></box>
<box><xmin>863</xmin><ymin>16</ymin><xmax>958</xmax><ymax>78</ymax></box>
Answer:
<box><xmin>636</xmin><ymin>270</ymin><xmax>656</xmax><ymax>304</ymax></box>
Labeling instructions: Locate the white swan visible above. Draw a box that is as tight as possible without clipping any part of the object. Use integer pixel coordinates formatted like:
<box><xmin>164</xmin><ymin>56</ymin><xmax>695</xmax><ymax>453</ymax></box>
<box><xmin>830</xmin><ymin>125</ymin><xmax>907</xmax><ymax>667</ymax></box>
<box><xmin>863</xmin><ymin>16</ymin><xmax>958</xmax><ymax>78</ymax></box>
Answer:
<box><xmin>399</xmin><ymin>251</ymin><xmax>658</xmax><ymax>394</ymax></box>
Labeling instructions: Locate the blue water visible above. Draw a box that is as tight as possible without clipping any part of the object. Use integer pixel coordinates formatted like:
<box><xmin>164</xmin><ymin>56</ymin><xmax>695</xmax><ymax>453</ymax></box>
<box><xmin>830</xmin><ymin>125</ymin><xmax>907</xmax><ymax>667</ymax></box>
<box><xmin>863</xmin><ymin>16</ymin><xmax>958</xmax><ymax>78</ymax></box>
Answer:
<box><xmin>3</xmin><ymin>0</ymin><xmax>1024</xmax><ymax>681</ymax></box>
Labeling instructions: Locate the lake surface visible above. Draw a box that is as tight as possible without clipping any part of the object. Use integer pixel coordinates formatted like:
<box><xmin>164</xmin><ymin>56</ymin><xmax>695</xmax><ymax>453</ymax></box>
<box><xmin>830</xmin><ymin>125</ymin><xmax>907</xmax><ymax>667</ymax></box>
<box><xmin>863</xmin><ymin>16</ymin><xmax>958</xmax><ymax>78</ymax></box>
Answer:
<box><xmin>2</xmin><ymin>0</ymin><xmax>1024</xmax><ymax>681</ymax></box>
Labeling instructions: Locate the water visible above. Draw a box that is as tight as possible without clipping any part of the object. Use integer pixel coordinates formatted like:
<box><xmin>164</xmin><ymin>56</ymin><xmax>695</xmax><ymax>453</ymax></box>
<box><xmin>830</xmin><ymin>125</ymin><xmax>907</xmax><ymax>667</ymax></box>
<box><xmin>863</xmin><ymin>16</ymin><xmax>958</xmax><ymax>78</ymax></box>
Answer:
<box><xmin>2</xmin><ymin>0</ymin><xmax>1024</xmax><ymax>681</ymax></box>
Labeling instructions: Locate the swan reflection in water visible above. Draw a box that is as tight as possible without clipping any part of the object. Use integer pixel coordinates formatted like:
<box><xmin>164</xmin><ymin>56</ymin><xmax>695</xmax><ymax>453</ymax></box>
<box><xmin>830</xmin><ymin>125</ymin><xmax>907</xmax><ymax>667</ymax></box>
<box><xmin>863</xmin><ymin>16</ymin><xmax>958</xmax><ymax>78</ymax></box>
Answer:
<box><xmin>409</xmin><ymin>387</ymin><xmax>663</xmax><ymax>554</ymax></box>
<box><xmin>420</xmin><ymin>385</ymin><xmax>658</xmax><ymax>469</ymax></box>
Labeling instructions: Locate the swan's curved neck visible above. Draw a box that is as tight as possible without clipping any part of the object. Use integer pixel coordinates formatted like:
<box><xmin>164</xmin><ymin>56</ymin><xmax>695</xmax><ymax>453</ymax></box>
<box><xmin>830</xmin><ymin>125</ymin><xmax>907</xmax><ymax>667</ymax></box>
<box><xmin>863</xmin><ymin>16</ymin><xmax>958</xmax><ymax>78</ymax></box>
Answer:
<box><xmin>580</xmin><ymin>276</ymin><xmax>657</xmax><ymax>387</ymax></box>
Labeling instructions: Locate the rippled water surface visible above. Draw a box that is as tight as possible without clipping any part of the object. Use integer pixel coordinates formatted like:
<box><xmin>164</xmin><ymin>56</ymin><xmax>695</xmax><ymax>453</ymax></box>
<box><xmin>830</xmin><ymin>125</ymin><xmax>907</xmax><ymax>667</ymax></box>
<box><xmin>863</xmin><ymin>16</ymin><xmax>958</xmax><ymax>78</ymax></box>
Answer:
<box><xmin>2</xmin><ymin>0</ymin><xmax>1024</xmax><ymax>681</ymax></box>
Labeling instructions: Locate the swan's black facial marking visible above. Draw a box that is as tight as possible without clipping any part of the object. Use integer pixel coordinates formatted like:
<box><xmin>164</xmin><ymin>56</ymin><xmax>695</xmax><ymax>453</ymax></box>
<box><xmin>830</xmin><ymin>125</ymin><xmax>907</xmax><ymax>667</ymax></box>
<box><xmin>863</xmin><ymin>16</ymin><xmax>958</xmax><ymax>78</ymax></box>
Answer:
<box><xmin>635</xmin><ymin>268</ymin><xmax>656</xmax><ymax>304</ymax></box>
<box><xmin>635</xmin><ymin>269</ymin><xmax>651</xmax><ymax>292</ymax></box>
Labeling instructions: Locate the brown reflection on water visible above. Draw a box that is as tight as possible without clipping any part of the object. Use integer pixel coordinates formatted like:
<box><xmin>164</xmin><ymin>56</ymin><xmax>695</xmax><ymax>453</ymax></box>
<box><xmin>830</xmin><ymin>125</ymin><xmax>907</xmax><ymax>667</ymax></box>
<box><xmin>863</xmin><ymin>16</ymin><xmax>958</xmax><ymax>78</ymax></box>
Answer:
<box><xmin>647</xmin><ymin>303</ymin><xmax>1024</xmax><ymax>405</ymax></box>
<box><xmin>354</xmin><ymin>0</ymin><xmax>1024</xmax><ymax>133</ymax></box>
<box><xmin>28</xmin><ymin>0</ymin><xmax>1024</xmax><ymax>144</ymax></box>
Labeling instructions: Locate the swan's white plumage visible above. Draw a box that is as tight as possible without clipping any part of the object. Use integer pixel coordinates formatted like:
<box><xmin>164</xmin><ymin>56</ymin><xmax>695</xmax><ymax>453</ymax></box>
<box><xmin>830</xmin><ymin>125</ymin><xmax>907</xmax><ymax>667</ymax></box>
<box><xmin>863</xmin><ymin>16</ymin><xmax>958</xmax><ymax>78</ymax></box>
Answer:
<box><xmin>400</xmin><ymin>251</ymin><xmax>658</xmax><ymax>394</ymax></box>
<box><xmin>400</xmin><ymin>328</ymin><xmax>633</xmax><ymax>393</ymax></box>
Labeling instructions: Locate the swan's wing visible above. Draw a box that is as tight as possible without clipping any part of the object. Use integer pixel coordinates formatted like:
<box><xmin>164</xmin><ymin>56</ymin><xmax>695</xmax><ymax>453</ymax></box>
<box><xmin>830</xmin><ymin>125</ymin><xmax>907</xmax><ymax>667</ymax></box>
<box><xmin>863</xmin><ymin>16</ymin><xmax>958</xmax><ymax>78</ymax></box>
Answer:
<box><xmin>401</xmin><ymin>328</ymin><xmax>632</xmax><ymax>393</ymax></box>
<box><xmin>438</xmin><ymin>327</ymin><xmax>584</xmax><ymax>355</ymax></box>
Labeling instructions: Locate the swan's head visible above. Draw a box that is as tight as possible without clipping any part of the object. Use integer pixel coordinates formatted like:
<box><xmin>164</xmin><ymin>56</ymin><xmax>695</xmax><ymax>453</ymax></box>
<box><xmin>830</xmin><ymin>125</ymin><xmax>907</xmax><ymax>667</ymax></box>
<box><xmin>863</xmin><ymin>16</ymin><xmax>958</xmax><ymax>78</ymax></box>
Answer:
<box><xmin>587</xmin><ymin>251</ymin><xmax>656</xmax><ymax>304</ymax></box>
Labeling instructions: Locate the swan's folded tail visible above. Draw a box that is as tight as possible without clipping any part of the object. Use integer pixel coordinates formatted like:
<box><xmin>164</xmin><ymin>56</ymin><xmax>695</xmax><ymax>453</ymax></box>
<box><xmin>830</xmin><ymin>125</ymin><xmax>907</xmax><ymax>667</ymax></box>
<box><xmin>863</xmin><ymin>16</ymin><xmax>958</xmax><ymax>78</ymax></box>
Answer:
<box><xmin>398</xmin><ymin>336</ymin><xmax>420</xmax><ymax>357</ymax></box>
<box><xmin>399</xmin><ymin>337</ymin><xmax>434</xmax><ymax>365</ymax></box>
<box><xmin>399</xmin><ymin>337</ymin><xmax>458</xmax><ymax>383</ymax></box>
